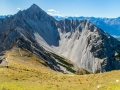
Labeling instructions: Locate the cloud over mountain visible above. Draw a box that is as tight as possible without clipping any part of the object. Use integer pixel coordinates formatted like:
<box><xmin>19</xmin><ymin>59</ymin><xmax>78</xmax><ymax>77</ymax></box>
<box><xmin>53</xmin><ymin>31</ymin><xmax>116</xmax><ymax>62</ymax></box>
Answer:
<box><xmin>17</xmin><ymin>7</ymin><xmax>21</xmax><ymax>10</ymax></box>
<box><xmin>47</xmin><ymin>9</ymin><xmax>62</xmax><ymax>16</ymax></box>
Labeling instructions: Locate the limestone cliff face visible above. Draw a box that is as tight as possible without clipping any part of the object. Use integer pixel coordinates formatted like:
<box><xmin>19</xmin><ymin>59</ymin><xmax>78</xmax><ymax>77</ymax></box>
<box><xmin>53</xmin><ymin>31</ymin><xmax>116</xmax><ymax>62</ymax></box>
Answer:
<box><xmin>0</xmin><ymin>4</ymin><xmax>120</xmax><ymax>73</ymax></box>
<box><xmin>56</xmin><ymin>19</ymin><xmax>120</xmax><ymax>73</ymax></box>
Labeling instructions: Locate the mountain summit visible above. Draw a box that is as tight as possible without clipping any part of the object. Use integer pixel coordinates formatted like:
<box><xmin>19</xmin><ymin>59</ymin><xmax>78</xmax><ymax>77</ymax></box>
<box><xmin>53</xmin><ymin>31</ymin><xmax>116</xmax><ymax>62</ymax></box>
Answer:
<box><xmin>16</xmin><ymin>4</ymin><xmax>55</xmax><ymax>21</ymax></box>
<box><xmin>0</xmin><ymin>4</ymin><xmax>120</xmax><ymax>73</ymax></box>
<box><xmin>30</xmin><ymin>4</ymin><xmax>40</xmax><ymax>9</ymax></box>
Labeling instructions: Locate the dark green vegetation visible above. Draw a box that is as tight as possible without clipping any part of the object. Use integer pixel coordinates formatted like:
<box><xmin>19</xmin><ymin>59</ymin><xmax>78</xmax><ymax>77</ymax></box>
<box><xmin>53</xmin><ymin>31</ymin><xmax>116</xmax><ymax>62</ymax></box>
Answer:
<box><xmin>51</xmin><ymin>53</ymin><xmax>90</xmax><ymax>74</ymax></box>
<box><xmin>51</xmin><ymin>53</ymin><xmax>76</xmax><ymax>73</ymax></box>
<box><xmin>51</xmin><ymin>53</ymin><xmax>73</xmax><ymax>67</ymax></box>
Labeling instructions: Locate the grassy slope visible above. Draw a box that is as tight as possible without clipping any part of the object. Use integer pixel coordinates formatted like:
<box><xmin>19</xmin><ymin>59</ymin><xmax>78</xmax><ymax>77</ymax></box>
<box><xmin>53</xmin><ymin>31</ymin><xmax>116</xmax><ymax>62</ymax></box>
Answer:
<box><xmin>0</xmin><ymin>48</ymin><xmax>120</xmax><ymax>90</ymax></box>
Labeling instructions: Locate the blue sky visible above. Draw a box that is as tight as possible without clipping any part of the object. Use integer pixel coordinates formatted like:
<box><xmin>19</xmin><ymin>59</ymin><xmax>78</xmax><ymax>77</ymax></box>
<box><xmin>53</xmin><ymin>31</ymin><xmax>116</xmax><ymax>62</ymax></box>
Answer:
<box><xmin>0</xmin><ymin>0</ymin><xmax>120</xmax><ymax>18</ymax></box>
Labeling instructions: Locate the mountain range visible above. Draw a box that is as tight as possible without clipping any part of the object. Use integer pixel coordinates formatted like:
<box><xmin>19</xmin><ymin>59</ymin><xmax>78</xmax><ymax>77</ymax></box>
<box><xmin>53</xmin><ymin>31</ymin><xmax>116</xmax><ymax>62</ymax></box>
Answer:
<box><xmin>0</xmin><ymin>4</ymin><xmax>120</xmax><ymax>74</ymax></box>
<box><xmin>54</xmin><ymin>16</ymin><xmax>120</xmax><ymax>37</ymax></box>
<box><xmin>2</xmin><ymin>15</ymin><xmax>120</xmax><ymax>39</ymax></box>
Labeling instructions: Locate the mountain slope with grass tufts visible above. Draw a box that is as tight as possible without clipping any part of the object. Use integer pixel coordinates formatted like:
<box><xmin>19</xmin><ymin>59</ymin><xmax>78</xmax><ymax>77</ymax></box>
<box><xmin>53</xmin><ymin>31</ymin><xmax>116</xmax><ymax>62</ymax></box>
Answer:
<box><xmin>0</xmin><ymin>48</ymin><xmax>120</xmax><ymax>90</ymax></box>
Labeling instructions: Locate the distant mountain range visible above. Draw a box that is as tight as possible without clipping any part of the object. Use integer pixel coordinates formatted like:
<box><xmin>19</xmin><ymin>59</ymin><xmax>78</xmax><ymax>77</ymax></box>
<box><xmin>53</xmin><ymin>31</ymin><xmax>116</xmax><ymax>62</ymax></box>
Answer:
<box><xmin>0</xmin><ymin>16</ymin><xmax>5</xmax><ymax>18</ymax></box>
<box><xmin>0</xmin><ymin>15</ymin><xmax>10</xmax><ymax>18</ymax></box>
<box><xmin>54</xmin><ymin>16</ymin><xmax>120</xmax><ymax>36</ymax></box>
<box><xmin>0</xmin><ymin>4</ymin><xmax>120</xmax><ymax>73</ymax></box>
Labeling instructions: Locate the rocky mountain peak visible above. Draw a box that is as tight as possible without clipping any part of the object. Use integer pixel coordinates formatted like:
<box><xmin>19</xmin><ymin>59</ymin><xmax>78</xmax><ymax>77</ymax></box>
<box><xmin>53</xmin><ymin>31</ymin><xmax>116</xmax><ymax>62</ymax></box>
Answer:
<box><xmin>28</xmin><ymin>4</ymin><xmax>45</xmax><ymax>14</ymax></box>
<box><xmin>15</xmin><ymin>4</ymin><xmax>55</xmax><ymax>21</ymax></box>
<box><xmin>30</xmin><ymin>4</ymin><xmax>40</xmax><ymax>9</ymax></box>
<box><xmin>0</xmin><ymin>4</ymin><xmax>120</xmax><ymax>74</ymax></box>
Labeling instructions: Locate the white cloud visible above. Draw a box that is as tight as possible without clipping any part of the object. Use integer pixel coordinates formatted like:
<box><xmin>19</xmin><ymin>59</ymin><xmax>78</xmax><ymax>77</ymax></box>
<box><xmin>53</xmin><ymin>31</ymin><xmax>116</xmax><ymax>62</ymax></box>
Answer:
<box><xmin>47</xmin><ymin>9</ymin><xmax>62</xmax><ymax>16</ymax></box>
<box><xmin>47</xmin><ymin>9</ymin><xmax>57</xmax><ymax>13</ymax></box>
<box><xmin>75</xmin><ymin>14</ymin><xmax>78</xmax><ymax>17</ymax></box>
<box><xmin>17</xmin><ymin>7</ymin><xmax>21</xmax><ymax>10</ymax></box>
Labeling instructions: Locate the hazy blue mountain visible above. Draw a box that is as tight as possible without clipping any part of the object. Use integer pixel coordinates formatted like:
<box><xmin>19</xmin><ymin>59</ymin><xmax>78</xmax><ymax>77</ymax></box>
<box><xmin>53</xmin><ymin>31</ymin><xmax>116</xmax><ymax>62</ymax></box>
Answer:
<box><xmin>0</xmin><ymin>15</ymin><xmax>11</xmax><ymax>18</ymax></box>
<box><xmin>0</xmin><ymin>16</ymin><xmax>5</xmax><ymax>18</ymax></box>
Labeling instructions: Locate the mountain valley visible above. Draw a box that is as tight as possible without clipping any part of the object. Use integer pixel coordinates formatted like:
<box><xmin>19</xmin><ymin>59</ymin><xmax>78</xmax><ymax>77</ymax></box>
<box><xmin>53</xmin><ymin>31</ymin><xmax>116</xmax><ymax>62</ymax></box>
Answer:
<box><xmin>0</xmin><ymin>4</ymin><xmax>120</xmax><ymax>90</ymax></box>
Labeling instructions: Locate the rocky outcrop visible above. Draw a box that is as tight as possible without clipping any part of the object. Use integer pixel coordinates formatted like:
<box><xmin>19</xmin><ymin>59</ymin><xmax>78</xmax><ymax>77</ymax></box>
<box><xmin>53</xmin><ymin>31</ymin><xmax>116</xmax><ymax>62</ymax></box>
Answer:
<box><xmin>56</xmin><ymin>19</ymin><xmax>120</xmax><ymax>73</ymax></box>
<box><xmin>0</xmin><ymin>4</ymin><xmax>120</xmax><ymax>73</ymax></box>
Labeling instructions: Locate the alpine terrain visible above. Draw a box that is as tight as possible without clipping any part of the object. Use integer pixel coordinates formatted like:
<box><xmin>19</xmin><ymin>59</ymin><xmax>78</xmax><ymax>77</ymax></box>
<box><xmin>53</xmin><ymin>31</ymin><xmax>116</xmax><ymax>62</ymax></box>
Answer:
<box><xmin>0</xmin><ymin>4</ymin><xmax>120</xmax><ymax>74</ymax></box>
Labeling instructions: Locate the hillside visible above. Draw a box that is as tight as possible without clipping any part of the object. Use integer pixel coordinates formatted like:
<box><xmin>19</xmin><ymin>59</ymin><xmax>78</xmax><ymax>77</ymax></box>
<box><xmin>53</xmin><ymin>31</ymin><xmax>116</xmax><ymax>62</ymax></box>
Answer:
<box><xmin>0</xmin><ymin>48</ymin><xmax>120</xmax><ymax>90</ymax></box>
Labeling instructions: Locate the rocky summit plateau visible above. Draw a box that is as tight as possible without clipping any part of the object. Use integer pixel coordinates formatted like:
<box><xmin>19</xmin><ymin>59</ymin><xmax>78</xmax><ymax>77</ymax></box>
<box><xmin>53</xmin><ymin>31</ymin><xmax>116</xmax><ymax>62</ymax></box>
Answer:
<box><xmin>0</xmin><ymin>4</ymin><xmax>120</xmax><ymax>74</ymax></box>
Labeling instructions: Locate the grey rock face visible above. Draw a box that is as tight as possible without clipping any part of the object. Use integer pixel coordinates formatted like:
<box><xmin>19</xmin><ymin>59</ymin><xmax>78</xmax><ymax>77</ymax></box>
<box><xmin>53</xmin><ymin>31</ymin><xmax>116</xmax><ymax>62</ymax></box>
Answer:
<box><xmin>0</xmin><ymin>4</ymin><xmax>120</xmax><ymax>73</ymax></box>
<box><xmin>0</xmin><ymin>4</ymin><xmax>62</xmax><ymax>72</ymax></box>
<box><xmin>56</xmin><ymin>19</ymin><xmax>120</xmax><ymax>73</ymax></box>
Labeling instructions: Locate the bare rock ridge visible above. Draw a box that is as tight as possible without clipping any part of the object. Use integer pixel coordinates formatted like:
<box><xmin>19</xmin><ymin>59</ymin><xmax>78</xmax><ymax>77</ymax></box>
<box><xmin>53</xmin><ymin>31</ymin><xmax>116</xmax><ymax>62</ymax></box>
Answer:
<box><xmin>54</xmin><ymin>16</ymin><xmax>120</xmax><ymax>36</ymax></box>
<box><xmin>56</xmin><ymin>19</ymin><xmax>120</xmax><ymax>73</ymax></box>
<box><xmin>0</xmin><ymin>4</ymin><xmax>61</xmax><ymax>72</ymax></box>
<box><xmin>0</xmin><ymin>4</ymin><xmax>120</xmax><ymax>73</ymax></box>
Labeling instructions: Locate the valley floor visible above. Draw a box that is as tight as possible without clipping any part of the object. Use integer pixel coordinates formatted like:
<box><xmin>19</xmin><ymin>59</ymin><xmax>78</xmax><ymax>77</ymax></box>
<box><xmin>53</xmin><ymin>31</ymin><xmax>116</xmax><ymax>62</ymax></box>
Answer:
<box><xmin>0</xmin><ymin>48</ymin><xmax>120</xmax><ymax>90</ymax></box>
